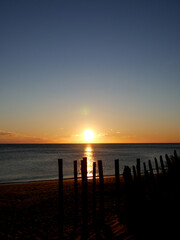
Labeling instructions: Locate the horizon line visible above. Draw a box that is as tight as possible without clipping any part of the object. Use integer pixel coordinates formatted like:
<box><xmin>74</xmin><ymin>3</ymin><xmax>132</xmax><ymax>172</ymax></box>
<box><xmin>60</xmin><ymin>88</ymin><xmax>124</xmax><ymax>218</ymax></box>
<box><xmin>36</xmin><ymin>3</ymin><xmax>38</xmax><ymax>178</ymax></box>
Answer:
<box><xmin>0</xmin><ymin>142</ymin><xmax>180</xmax><ymax>145</ymax></box>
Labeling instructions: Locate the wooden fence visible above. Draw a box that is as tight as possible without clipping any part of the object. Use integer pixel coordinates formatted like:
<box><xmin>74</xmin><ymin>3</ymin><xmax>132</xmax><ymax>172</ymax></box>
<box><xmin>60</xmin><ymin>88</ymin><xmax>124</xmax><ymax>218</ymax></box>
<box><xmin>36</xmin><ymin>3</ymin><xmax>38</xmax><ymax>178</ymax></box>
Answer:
<box><xmin>58</xmin><ymin>150</ymin><xmax>180</xmax><ymax>239</ymax></box>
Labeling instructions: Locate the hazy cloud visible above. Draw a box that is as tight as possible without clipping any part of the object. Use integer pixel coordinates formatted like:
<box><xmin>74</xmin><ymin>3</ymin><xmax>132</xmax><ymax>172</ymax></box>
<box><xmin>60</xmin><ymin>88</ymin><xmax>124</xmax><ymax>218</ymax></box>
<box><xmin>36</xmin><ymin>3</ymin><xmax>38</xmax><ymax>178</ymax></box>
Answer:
<box><xmin>0</xmin><ymin>129</ymin><xmax>50</xmax><ymax>143</ymax></box>
<box><xmin>0</xmin><ymin>130</ymin><xmax>17</xmax><ymax>136</ymax></box>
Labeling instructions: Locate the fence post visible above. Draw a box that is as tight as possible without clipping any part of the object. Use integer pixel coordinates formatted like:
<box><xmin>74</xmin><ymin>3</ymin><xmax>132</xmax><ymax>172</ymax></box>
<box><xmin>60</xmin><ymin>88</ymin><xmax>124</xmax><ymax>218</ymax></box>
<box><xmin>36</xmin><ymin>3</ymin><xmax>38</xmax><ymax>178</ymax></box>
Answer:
<box><xmin>160</xmin><ymin>156</ymin><xmax>165</xmax><ymax>175</ymax></box>
<box><xmin>148</xmin><ymin>160</ymin><xmax>154</xmax><ymax>180</ymax></box>
<box><xmin>93</xmin><ymin>162</ymin><xmax>96</xmax><ymax>193</ymax></box>
<box><xmin>98</xmin><ymin>160</ymin><xmax>104</xmax><ymax>188</ymax></box>
<box><xmin>98</xmin><ymin>160</ymin><xmax>104</xmax><ymax>222</ymax></box>
<box><xmin>123</xmin><ymin>166</ymin><xmax>134</xmax><ymax>217</ymax></box>
<box><xmin>93</xmin><ymin>162</ymin><xmax>96</xmax><ymax>219</ymax></box>
<box><xmin>173</xmin><ymin>150</ymin><xmax>180</xmax><ymax>180</ymax></box>
<box><xmin>132</xmin><ymin>165</ymin><xmax>138</xmax><ymax>190</ymax></box>
<box><xmin>58</xmin><ymin>159</ymin><xmax>63</xmax><ymax>239</ymax></box>
<box><xmin>165</xmin><ymin>154</ymin><xmax>172</xmax><ymax>175</ymax></box>
<box><xmin>81</xmin><ymin>157</ymin><xmax>88</xmax><ymax>219</ymax></box>
<box><xmin>133</xmin><ymin>166</ymin><xmax>137</xmax><ymax>181</ymax></box>
<box><xmin>154</xmin><ymin>158</ymin><xmax>160</xmax><ymax>176</ymax></box>
<box><xmin>83</xmin><ymin>157</ymin><xmax>88</xmax><ymax>185</ymax></box>
<box><xmin>123</xmin><ymin>166</ymin><xmax>133</xmax><ymax>190</ymax></box>
<box><xmin>173</xmin><ymin>150</ymin><xmax>180</xmax><ymax>178</ymax></box>
<box><xmin>136</xmin><ymin>158</ymin><xmax>141</xmax><ymax>180</ymax></box>
<box><xmin>74</xmin><ymin>160</ymin><xmax>78</xmax><ymax>212</ymax></box>
<box><xmin>174</xmin><ymin>150</ymin><xmax>178</xmax><ymax>159</ymax></box>
<box><xmin>143</xmin><ymin>162</ymin><xmax>149</xmax><ymax>181</ymax></box>
<box><xmin>81</xmin><ymin>157</ymin><xmax>88</xmax><ymax>238</ymax></box>
<box><xmin>115</xmin><ymin>159</ymin><xmax>120</xmax><ymax>193</ymax></box>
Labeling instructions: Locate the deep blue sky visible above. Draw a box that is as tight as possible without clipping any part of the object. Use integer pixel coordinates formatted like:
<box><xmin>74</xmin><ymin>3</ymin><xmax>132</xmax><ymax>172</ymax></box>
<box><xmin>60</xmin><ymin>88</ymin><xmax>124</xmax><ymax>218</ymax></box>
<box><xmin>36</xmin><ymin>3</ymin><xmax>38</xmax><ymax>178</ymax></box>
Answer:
<box><xmin>0</xmin><ymin>0</ymin><xmax>180</xmax><ymax>143</ymax></box>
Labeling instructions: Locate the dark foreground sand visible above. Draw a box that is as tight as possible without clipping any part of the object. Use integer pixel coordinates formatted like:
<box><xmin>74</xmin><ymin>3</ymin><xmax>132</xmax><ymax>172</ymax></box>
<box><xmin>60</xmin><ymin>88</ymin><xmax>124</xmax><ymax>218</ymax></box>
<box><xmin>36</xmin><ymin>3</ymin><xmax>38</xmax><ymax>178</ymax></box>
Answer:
<box><xmin>0</xmin><ymin>176</ymin><xmax>180</xmax><ymax>240</ymax></box>
<box><xmin>0</xmin><ymin>177</ymin><xmax>132</xmax><ymax>240</ymax></box>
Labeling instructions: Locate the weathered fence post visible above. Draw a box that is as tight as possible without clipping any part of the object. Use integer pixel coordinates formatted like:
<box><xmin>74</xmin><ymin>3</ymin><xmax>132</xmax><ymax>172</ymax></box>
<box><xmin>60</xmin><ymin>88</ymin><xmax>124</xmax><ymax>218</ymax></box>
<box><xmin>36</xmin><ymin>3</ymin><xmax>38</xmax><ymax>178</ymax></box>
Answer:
<box><xmin>81</xmin><ymin>157</ymin><xmax>88</xmax><ymax>238</ymax></box>
<box><xmin>173</xmin><ymin>150</ymin><xmax>179</xmax><ymax>178</ymax></box>
<box><xmin>81</xmin><ymin>157</ymin><xmax>88</xmax><ymax>215</ymax></box>
<box><xmin>136</xmin><ymin>159</ymin><xmax>142</xmax><ymax>194</ymax></box>
<box><xmin>93</xmin><ymin>162</ymin><xmax>96</xmax><ymax>219</ymax></box>
<box><xmin>136</xmin><ymin>158</ymin><xmax>141</xmax><ymax>180</ymax></box>
<box><xmin>58</xmin><ymin>159</ymin><xmax>63</xmax><ymax>239</ymax></box>
<box><xmin>98</xmin><ymin>160</ymin><xmax>104</xmax><ymax>222</ymax></box>
<box><xmin>81</xmin><ymin>158</ymin><xmax>88</xmax><ymax>187</ymax></box>
<box><xmin>132</xmin><ymin>166</ymin><xmax>137</xmax><ymax>181</ymax></box>
<box><xmin>154</xmin><ymin>158</ymin><xmax>160</xmax><ymax>176</ymax></box>
<box><xmin>123</xmin><ymin>166</ymin><xmax>134</xmax><ymax>218</ymax></box>
<box><xmin>83</xmin><ymin>157</ymin><xmax>88</xmax><ymax>185</ymax></box>
<box><xmin>74</xmin><ymin>160</ymin><xmax>78</xmax><ymax>212</ymax></box>
<box><xmin>143</xmin><ymin>162</ymin><xmax>149</xmax><ymax>181</ymax></box>
<box><xmin>93</xmin><ymin>162</ymin><xmax>96</xmax><ymax>194</ymax></box>
<box><xmin>174</xmin><ymin>150</ymin><xmax>178</xmax><ymax>159</ymax></box>
<box><xmin>81</xmin><ymin>160</ymin><xmax>84</xmax><ymax>180</ymax></box>
<box><xmin>98</xmin><ymin>160</ymin><xmax>104</xmax><ymax>185</ymax></box>
<box><xmin>148</xmin><ymin>160</ymin><xmax>154</xmax><ymax>180</ymax></box>
<box><xmin>165</xmin><ymin>154</ymin><xmax>171</xmax><ymax>171</ymax></box>
<box><xmin>160</xmin><ymin>156</ymin><xmax>165</xmax><ymax>175</ymax></box>
<box><xmin>115</xmin><ymin>159</ymin><xmax>120</xmax><ymax>193</ymax></box>
<box><xmin>123</xmin><ymin>166</ymin><xmax>133</xmax><ymax>190</ymax></box>
<box><xmin>98</xmin><ymin>160</ymin><xmax>104</xmax><ymax>188</ymax></box>
<box><xmin>173</xmin><ymin>150</ymin><xmax>180</xmax><ymax>182</ymax></box>
<box><xmin>74</xmin><ymin>160</ymin><xmax>78</xmax><ymax>186</ymax></box>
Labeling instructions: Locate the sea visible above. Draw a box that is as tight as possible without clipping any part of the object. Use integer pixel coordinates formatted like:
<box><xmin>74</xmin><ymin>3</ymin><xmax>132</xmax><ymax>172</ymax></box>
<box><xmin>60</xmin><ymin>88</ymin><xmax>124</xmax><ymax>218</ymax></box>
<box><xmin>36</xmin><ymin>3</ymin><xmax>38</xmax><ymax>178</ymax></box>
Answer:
<box><xmin>0</xmin><ymin>143</ymin><xmax>179</xmax><ymax>183</ymax></box>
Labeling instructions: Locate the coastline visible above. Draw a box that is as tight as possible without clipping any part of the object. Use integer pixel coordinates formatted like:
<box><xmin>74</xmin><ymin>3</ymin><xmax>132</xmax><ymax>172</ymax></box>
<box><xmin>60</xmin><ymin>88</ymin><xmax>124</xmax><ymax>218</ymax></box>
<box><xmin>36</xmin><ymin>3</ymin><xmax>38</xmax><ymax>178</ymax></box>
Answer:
<box><xmin>1</xmin><ymin>143</ymin><xmax>179</xmax><ymax>184</ymax></box>
<box><xmin>1</xmin><ymin>172</ymin><xmax>180</xmax><ymax>239</ymax></box>
<box><xmin>0</xmin><ymin>177</ymin><xmax>135</xmax><ymax>240</ymax></box>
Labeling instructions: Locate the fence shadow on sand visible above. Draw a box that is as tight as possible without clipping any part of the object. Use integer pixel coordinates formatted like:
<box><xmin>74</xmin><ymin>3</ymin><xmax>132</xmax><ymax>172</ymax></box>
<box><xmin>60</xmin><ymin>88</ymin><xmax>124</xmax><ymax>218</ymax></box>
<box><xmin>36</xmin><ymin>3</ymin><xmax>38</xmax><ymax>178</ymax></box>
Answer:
<box><xmin>58</xmin><ymin>150</ymin><xmax>180</xmax><ymax>240</ymax></box>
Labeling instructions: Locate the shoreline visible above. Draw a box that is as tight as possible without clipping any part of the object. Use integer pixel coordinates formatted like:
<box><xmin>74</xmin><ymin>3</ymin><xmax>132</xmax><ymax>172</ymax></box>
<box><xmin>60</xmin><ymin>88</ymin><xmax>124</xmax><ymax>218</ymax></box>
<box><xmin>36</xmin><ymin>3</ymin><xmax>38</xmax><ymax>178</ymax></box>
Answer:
<box><xmin>1</xmin><ymin>172</ymin><xmax>180</xmax><ymax>239</ymax></box>
<box><xmin>0</xmin><ymin>176</ymin><xmax>129</xmax><ymax>239</ymax></box>
<box><xmin>0</xmin><ymin>174</ymin><xmax>122</xmax><ymax>185</ymax></box>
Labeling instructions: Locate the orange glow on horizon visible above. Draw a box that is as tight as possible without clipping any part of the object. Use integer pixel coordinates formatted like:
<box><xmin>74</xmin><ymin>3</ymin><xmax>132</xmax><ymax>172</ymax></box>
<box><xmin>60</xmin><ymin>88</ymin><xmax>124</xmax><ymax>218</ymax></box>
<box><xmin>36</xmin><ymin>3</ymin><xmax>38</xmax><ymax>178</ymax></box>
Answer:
<box><xmin>0</xmin><ymin>128</ymin><xmax>180</xmax><ymax>144</ymax></box>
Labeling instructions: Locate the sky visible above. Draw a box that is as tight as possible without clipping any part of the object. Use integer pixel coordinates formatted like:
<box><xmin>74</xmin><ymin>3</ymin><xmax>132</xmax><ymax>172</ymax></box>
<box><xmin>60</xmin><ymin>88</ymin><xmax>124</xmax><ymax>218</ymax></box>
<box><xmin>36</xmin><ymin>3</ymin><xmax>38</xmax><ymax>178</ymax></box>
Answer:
<box><xmin>0</xmin><ymin>0</ymin><xmax>180</xmax><ymax>143</ymax></box>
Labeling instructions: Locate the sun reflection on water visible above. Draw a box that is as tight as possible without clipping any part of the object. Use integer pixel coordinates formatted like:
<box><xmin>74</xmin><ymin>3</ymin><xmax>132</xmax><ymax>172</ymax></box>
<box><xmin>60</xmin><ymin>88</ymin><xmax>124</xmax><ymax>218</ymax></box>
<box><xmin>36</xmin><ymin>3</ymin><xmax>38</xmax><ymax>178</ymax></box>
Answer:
<box><xmin>84</xmin><ymin>145</ymin><xmax>95</xmax><ymax>178</ymax></box>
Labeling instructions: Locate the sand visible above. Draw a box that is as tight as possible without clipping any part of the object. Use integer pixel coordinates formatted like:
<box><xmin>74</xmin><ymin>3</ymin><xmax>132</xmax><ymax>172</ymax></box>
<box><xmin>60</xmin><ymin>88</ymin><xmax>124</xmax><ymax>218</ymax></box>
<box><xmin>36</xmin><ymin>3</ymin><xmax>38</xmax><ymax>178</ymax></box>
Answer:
<box><xmin>0</xmin><ymin>176</ymin><xmax>180</xmax><ymax>239</ymax></box>
<box><xmin>0</xmin><ymin>177</ymin><xmax>134</xmax><ymax>240</ymax></box>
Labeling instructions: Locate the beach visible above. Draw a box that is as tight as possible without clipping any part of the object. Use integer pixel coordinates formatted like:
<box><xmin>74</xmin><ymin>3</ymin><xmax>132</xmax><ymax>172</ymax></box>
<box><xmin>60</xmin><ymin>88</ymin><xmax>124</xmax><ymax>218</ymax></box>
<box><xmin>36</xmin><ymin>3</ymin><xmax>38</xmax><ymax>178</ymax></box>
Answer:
<box><xmin>0</xmin><ymin>173</ymin><xmax>180</xmax><ymax>240</ymax></box>
<box><xmin>0</xmin><ymin>177</ymin><xmax>133</xmax><ymax>240</ymax></box>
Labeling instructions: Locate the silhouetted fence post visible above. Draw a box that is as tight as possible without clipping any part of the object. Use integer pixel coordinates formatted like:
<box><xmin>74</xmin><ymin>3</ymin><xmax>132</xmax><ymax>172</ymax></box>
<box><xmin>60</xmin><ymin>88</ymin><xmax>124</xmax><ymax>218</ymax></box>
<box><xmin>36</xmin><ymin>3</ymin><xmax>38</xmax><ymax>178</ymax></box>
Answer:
<box><xmin>154</xmin><ymin>158</ymin><xmax>160</xmax><ymax>177</ymax></box>
<box><xmin>136</xmin><ymin>158</ymin><xmax>141</xmax><ymax>181</ymax></box>
<box><xmin>143</xmin><ymin>162</ymin><xmax>149</xmax><ymax>182</ymax></box>
<box><xmin>123</xmin><ymin>166</ymin><xmax>133</xmax><ymax>191</ymax></box>
<box><xmin>132</xmin><ymin>166</ymin><xmax>137</xmax><ymax>182</ymax></box>
<box><xmin>174</xmin><ymin>150</ymin><xmax>178</xmax><ymax>159</ymax></box>
<box><xmin>165</xmin><ymin>154</ymin><xmax>171</xmax><ymax>171</ymax></box>
<box><xmin>74</xmin><ymin>160</ymin><xmax>78</xmax><ymax>212</ymax></box>
<box><xmin>174</xmin><ymin>150</ymin><xmax>178</xmax><ymax>170</ymax></box>
<box><xmin>173</xmin><ymin>150</ymin><xmax>179</xmax><ymax>181</ymax></box>
<box><xmin>98</xmin><ymin>160</ymin><xmax>104</xmax><ymax>189</ymax></box>
<box><xmin>93</xmin><ymin>162</ymin><xmax>96</xmax><ymax>194</ymax></box>
<box><xmin>136</xmin><ymin>158</ymin><xmax>143</xmax><ymax>195</ymax></box>
<box><xmin>148</xmin><ymin>160</ymin><xmax>154</xmax><ymax>181</ymax></box>
<box><xmin>123</xmin><ymin>166</ymin><xmax>134</xmax><ymax>218</ymax></box>
<box><xmin>58</xmin><ymin>159</ymin><xmax>63</xmax><ymax>239</ymax></box>
<box><xmin>81</xmin><ymin>157</ymin><xmax>88</xmax><ymax>225</ymax></box>
<box><xmin>98</xmin><ymin>160</ymin><xmax>104</xmax><ymax>222</ymax></box>
<box><xmin>160</xmin><ymin>156</ymin><xmax>165</xmax><ymax>175</ymax></box>
<box><xmin>93</xmin><ymin>162</ymin><xmax>96</xmax><ymax>220</ymax></box>
<box><xmin>83</xmin><ymin>157</ymin><xmax>88</xmax><ymax>185</ymax></box>
<box><xmin>115</xmin><ymin>159</ymin><xmax>120</xmax><ymax>194</ymax></box>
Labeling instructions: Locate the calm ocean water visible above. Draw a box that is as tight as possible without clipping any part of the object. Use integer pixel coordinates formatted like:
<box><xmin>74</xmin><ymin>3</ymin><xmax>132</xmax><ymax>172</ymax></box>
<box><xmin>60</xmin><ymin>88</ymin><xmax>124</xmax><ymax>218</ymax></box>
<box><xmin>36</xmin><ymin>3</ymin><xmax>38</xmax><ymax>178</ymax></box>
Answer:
<box><xmin>0</xmin><ymin>143</ymin><xmax>179</xmax><ymax>183</ymax></box>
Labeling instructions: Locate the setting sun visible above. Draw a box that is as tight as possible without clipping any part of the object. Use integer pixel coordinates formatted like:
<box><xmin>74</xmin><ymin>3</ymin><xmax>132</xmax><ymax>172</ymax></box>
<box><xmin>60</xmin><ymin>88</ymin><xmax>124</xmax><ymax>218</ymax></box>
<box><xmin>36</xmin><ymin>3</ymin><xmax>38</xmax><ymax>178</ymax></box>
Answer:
<box><xmin>83</xmin><ymin>130</ymin><xmax>95</xmax><ymax>143</ymax></box>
